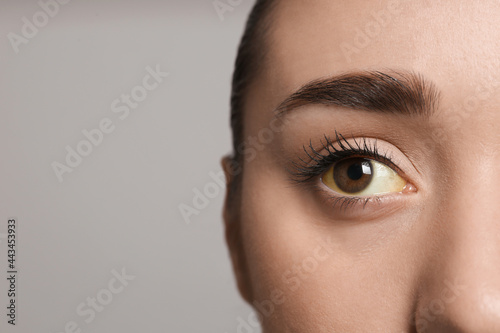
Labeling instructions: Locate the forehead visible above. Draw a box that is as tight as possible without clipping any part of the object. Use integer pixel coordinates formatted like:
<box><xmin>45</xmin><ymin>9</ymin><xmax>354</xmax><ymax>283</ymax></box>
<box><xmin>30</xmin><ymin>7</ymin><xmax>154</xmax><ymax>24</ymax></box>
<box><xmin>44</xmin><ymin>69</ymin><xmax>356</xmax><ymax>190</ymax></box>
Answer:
<box><xmin>263</xmin><ymin>0</ymin><xmax>499</xmax><ymax>99</ymax></box>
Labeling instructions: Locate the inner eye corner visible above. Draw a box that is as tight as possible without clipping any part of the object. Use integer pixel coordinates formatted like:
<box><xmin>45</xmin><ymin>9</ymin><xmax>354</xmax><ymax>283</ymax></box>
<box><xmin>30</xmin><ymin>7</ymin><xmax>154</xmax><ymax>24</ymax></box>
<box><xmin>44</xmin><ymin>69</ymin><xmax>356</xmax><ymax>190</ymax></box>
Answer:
<box><xmin>402</xmin><ymin>182</ymin><xmax>418</xmax><ymax>194</ymax></box>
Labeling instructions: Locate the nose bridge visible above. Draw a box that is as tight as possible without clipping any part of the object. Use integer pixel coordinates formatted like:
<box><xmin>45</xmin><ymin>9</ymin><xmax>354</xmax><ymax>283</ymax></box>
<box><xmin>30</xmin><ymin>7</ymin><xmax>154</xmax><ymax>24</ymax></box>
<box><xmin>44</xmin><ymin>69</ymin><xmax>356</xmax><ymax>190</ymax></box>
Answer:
<box><xmin>415</xmin><ymin>149</ymin><xmax>500</xmax><ymax>331</ymax></box>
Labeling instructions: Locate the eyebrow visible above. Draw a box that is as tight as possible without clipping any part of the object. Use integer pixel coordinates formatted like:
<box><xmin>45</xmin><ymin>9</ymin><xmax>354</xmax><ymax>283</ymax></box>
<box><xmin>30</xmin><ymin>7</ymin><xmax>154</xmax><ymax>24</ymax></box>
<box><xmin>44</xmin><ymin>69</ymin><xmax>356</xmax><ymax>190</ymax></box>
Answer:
<box><xmin>275</xmin><ymin>70</ymin><xmax>440</xmax><ymax>118</ymax></box>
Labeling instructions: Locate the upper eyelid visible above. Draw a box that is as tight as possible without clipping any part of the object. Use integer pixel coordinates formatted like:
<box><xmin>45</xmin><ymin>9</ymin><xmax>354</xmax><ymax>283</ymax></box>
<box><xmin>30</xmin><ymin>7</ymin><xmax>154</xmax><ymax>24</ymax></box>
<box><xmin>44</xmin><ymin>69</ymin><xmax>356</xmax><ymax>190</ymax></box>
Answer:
<box><xmin>328</xmin><ymin>132</ymin><xmax>401</xmax><ymax>171</ymax></box>
<box><xmin>288</xmin><ymin>134</ymin><xmax>404</xmax><ymax>184</ymax></box>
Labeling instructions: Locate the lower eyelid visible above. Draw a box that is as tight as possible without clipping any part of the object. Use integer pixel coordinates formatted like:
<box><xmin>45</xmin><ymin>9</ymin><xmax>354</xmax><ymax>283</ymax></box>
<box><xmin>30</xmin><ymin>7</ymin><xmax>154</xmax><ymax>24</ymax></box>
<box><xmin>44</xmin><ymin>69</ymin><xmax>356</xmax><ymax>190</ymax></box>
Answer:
<box><xmin>315</xmin><ymin>184</ymin><xmax>413</xmax><ymax>221</ymax></box>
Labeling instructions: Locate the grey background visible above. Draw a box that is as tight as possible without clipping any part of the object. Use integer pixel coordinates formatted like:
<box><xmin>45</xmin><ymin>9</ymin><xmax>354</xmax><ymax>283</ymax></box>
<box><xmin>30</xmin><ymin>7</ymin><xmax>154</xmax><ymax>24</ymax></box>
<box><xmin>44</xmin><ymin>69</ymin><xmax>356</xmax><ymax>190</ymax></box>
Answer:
<box><xmin>0</xmin><ymin>0</ymin><xmax>257</xmax><ymax>332</ymax></box>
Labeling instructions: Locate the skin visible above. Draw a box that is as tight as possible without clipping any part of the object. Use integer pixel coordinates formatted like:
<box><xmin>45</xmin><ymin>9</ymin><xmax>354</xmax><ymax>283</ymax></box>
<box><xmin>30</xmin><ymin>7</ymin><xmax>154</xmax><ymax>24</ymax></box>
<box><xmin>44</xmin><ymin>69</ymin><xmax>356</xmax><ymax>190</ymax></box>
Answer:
<box><xmin>223</xmin><ymin>0</ymin><xmax>500</xmax><ymax>332</ymax></box>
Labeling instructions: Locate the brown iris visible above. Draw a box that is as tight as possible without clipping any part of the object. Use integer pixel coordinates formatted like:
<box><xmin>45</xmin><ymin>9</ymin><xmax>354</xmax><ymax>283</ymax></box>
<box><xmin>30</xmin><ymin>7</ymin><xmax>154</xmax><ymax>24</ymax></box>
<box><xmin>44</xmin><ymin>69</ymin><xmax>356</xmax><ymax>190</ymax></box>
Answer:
<box><xmin>331</xmin><ymin>158</ymin><xmax>373</xmax><ymax>194</ymax></box>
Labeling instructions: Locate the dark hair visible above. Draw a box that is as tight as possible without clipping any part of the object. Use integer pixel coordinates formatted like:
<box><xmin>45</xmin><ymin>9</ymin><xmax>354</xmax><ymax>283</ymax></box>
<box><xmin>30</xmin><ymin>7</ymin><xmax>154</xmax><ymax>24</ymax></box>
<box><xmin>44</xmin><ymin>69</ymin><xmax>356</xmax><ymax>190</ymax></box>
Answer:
<box><xmin>230</xmin><ymin>0</ymin><xmax>277</xmax><ymax>167</ymax></box>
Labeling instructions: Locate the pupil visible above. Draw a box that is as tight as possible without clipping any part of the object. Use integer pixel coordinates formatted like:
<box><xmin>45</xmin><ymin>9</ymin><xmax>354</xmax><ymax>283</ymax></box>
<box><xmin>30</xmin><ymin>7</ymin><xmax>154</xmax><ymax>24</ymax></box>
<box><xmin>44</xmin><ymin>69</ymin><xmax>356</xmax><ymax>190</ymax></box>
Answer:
<box><xmin>347</xmin><ymin>163</ymin><xmax>364</xmax><ymax>180</ymax></box>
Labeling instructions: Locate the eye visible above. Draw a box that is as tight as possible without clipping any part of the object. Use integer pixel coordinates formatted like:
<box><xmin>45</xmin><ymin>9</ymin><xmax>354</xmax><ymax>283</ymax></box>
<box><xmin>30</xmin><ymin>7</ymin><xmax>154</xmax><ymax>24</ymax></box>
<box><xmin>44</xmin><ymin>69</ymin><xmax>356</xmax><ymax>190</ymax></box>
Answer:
<box><xmin>321</xmin><ymin>157</ymin><xmax>407</xmax><ymax>196</ymax></box>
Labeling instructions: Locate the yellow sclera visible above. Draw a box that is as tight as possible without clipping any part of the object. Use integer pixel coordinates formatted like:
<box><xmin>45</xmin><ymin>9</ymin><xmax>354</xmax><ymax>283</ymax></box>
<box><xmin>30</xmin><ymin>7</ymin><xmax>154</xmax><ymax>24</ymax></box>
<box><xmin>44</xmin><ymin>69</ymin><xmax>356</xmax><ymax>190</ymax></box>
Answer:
<box><xmin>321</xmin><ymin>159</ymin><xmax>407</xmax><ymax>196</ymax></box>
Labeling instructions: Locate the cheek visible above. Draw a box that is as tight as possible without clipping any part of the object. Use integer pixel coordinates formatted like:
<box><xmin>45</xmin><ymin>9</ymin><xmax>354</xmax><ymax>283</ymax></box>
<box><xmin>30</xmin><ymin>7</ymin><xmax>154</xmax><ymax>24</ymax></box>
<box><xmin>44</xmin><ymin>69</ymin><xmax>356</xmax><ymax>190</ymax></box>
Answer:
<box><xmin>239</xmin><ymin>162</ymin><xmax>433</xmax><ymax>330</ymax></box>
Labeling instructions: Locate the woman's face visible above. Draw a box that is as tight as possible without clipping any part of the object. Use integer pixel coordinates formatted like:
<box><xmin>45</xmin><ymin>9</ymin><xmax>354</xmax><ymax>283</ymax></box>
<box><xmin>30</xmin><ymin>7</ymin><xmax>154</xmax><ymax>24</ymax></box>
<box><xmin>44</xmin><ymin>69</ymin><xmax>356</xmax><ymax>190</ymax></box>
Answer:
<box><xmin>224</xmin><ymin>0</ymin><xmax>500</xmax><ymax>331</ymax></box>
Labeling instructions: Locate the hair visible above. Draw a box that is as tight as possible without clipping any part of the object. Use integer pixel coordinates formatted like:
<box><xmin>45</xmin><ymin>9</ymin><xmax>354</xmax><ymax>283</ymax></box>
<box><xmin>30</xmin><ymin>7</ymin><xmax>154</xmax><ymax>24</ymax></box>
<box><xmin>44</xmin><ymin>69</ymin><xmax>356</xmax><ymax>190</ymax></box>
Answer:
<box><xmin>229</xmin><ymin>0</ymin><xmax>277</xmax><ymax>176</ymax></box>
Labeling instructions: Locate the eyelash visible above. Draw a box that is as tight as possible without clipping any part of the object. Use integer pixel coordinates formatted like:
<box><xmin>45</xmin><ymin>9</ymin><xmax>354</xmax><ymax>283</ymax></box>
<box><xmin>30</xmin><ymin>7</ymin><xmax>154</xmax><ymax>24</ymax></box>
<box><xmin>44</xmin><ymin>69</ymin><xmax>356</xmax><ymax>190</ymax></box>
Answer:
<box><xmin>289</xmin><ymin>131</ymin><xmax>401</xmax><ymax>209</ymax></box>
